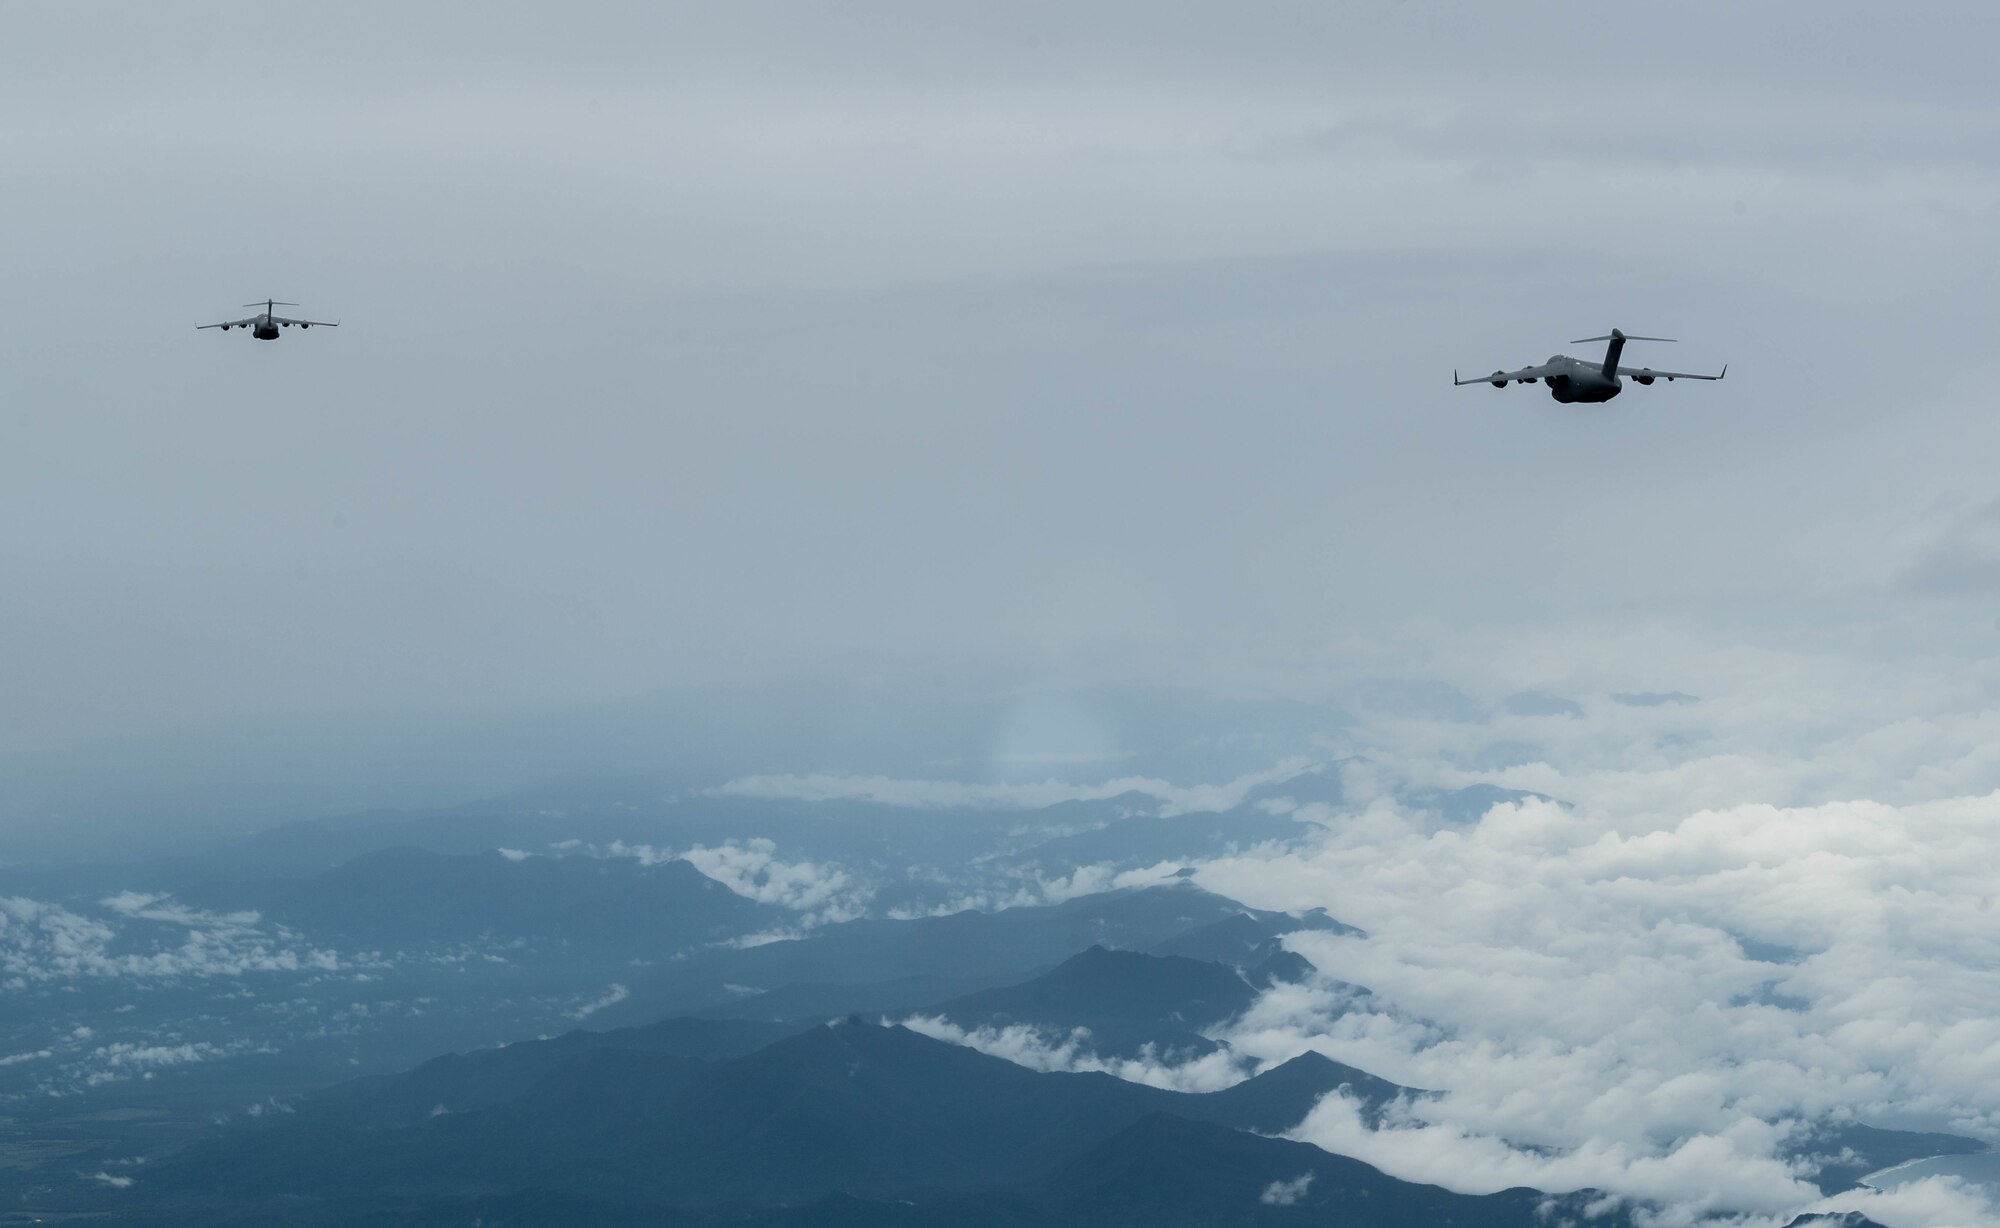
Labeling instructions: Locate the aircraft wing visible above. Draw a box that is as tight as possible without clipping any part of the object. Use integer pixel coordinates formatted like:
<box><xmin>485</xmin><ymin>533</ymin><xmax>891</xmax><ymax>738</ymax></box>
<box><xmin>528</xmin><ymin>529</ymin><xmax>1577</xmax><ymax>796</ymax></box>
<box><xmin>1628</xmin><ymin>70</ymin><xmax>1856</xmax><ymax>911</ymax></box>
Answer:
<box><xmin>269</xmin><ymin>315</ymin><xmax>338</xmax><ymax>328</ymax></box>
<box><xmin>196</xmin><ymin>316</ymin><xmax>258</xmax><ymax>330</ymax></box>
<box><xmin>1613</xmin><ymin>364</ymin><xmax>1726</xmax><ymax>381</ymax></box>
<box><xmin>1454</xmin><ymin>361</ymin><xmax>1562</xmax><ymax>386</ymax></box>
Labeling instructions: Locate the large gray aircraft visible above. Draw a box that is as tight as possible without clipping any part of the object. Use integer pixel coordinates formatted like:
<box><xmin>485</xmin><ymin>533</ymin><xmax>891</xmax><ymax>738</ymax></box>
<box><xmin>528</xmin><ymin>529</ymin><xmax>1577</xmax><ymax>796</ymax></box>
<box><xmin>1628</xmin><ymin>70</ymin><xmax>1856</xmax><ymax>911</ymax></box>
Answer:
<box><xmin>1455</xmin><ymin>328</ymin><xmax>1725</xmax><ymax>403</ymax></box>
<box><xmin>198</xmin><ymin>299</ymin><xmax>338</xmax><ymax>341</ymax></box>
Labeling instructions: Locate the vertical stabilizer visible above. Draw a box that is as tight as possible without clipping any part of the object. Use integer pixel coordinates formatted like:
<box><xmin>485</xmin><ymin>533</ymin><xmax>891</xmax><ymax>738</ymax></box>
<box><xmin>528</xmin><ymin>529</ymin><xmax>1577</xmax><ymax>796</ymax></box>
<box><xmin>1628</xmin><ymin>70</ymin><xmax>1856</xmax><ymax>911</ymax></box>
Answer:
<box><xmin>1599</xmin><ymin>329</ymin><xmax>1627</xmax><ymax>374</ymax></box>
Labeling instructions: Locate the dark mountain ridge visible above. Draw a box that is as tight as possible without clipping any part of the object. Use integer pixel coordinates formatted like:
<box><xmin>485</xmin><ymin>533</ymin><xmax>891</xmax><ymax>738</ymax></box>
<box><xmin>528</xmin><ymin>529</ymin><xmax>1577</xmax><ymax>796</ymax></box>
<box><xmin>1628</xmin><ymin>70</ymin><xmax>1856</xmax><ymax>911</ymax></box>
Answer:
<box><xmin>632</xmin><ymin>881</ymin><xmax>1351</xmax><ymax>1025</ymax></box>
<box><xmin>150</xmin><ymin>1019</ymin><xmax>1410</xmax><ymax>1210</ymax></box>
<box><xmin>304</xmin><ymin>1014</ymin><xmax>809</xmax><ymax>1129</ymax></box>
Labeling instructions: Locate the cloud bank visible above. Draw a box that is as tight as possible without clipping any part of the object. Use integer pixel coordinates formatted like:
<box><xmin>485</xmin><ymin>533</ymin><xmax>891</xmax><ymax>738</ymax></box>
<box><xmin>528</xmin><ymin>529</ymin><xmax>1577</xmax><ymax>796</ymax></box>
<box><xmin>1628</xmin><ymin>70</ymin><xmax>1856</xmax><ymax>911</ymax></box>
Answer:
<box><xmin>0</xmin><ymin>895</ymin><xmax>343</xmax><ymax>984</ymax></box>
<box><xmin>710</xmin><ymin>761</ymin><xmax>1315</xmax><ymax>817</ymax></box>
<box><xmin>559</xmin><ymin>837</ymin><xmax>874</xmax><ymax>926</ymax></box>
<box><xmin>898</xmin><ymin>1015</ymin><xmax>1247</xmax><ymax>1094</ymax></box>
<box><xmin>877</xmin><ymin>664</ymin><xmax>2000</xmax><ymax>1228</ymax></box>
<box><xmin>1182</xmin><ymin>783</ymin><xmax>2000</xmax><ymax>1227</ymax></box>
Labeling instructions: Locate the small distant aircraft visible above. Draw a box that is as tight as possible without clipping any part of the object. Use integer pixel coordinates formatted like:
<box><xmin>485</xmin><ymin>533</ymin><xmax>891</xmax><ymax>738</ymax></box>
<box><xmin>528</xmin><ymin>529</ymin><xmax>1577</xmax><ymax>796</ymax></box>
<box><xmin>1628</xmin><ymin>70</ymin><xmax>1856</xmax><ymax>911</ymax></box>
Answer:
<box><xmin>198</xmin><ymin>299</ymin><xmax>339</xmax><ymax>341</ymax></box>
<box><xmin>1454</xmin><ymin>328</ymin><xmax>1725</xmax><ymax>403</ymax></box>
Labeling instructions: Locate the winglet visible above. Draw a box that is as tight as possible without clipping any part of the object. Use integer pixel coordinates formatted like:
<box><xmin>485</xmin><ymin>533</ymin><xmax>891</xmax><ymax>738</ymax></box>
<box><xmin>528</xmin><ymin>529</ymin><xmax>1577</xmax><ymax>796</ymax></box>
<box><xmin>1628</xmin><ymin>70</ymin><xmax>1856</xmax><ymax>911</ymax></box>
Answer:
<box><xmin>1719</xmin><ymin>363</ymin><xmax>1727</xmax><ymax>380</ymax></box>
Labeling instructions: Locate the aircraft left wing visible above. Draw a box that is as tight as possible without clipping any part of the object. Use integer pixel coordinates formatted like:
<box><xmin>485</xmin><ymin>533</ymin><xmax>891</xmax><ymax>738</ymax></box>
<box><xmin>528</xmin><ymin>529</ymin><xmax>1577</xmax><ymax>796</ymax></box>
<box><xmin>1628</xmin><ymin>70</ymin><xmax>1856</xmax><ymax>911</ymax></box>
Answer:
<box><xmin>196</xmin><ymin>316</ymin><xmax>258</xmax><ymax>330</ymax></box>
<box><xmin>1454</xmin><ymin>361</ymin><xmax>1562</xmax><ymax>386</ymax></box>
<box><xmin>1612</xmin><ymin>363</ymin><xmax>1726</xmax><ymax>381</ymax></box>
<box><xmin>269</xmin><ymin>315</ymin><xmax>339</xmax><ymax>328</ymax></box>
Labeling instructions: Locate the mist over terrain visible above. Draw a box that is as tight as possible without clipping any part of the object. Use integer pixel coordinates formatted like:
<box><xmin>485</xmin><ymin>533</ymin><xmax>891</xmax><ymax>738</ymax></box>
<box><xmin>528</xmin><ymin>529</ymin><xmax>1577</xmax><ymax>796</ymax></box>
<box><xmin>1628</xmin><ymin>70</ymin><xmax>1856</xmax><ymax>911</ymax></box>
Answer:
<box><xmin>5</xmin><ymin>2</ymin><xmax>2000</xmax><ymax>1226</ymax></box>
<box><xmin>2</xmin><ymin>676</ymin><xmax>1996</xmax><ymax>1225</ymax></box>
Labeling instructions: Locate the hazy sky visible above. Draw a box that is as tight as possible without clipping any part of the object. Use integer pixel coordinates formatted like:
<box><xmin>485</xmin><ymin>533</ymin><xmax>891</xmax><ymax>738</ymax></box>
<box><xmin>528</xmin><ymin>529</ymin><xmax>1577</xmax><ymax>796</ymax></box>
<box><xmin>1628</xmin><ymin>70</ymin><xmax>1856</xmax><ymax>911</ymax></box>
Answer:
<box><xmin>7</xmin><ymin>2</ymin><xmax>2000</xmax><ymax>754</ymax></box>
<box><xmin>11</xmin><ymin>15</ymin><xmax>2000</xmax><ymax>1219</ymax></box>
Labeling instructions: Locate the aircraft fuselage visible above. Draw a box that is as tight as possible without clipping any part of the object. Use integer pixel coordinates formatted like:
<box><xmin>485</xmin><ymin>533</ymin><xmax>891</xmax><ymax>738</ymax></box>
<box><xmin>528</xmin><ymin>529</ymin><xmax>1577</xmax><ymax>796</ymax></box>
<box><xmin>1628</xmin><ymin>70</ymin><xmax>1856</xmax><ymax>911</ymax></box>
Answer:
<box><xmin>1536</xmin><ymin>355</ymin><xmax>1620</xmax><ymax>404</ymax></box>
<box><xmin>252</xmin><ymin>317</ymin><xmax>280</xmax><ymax>341</ymax></box>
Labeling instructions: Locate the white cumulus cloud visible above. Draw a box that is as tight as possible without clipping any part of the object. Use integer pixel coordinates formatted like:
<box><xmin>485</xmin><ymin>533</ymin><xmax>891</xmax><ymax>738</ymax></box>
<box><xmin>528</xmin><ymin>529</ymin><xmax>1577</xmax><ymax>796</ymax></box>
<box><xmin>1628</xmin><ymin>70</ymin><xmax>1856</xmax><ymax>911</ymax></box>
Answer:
<box><xmin>1260</xmin><ymin>1172</ymin><xmax>1314</xmax><ymax>1206</ymax></box>
<box><xmin>1174</xmin><ymin>783</ymin><xmax>2000</xmax><ymax>1228</ymax></box>
<box><xmin>898</xmin><ymin>1016</ymin><xmax>1248</xmax><ymax>1094</ymax></box>
<box><xmin>566</xmin><ymin>982</ymin><xmax>629</xmax><ymax>1022</ymax></box>
<box><xmin>677</xmin><ymin>839</ymin><xmax>872</xmax><ymax>925</ymax></box>
<box><xmin>0</xmin><ymin>896</ymin><xmax>344</xmax><ymax>982</ymax></box>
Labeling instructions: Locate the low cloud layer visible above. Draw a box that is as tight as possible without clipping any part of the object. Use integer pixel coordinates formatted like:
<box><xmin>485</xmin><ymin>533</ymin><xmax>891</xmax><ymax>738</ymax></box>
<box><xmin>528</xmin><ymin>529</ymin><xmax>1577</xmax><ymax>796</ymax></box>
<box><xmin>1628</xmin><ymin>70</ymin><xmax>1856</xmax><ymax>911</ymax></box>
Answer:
<box><xmin>0</xmin><ymin>895</ymin><xmax>343</xmax><ymax>984</ymax></box>
<box><xmin>558</xmin><ymin>837</ymin><xmax>873</xmax><ymax>926</ymax></box>
<box><xmin>566</xmin><ymin>982</ymin><xmax>629</xmax><ymax>1022</ymax></box>
<box><xmin>899</xmin><ymin>1015</ymin><xmax>1246</xmax><ymax>1094</ymax></box>
<box><xmin>1184</xmin><ymin>783</ymin><xmax>2000</xmax><ymax>1227</ymax></box>
<box><xmin>678</xmin><ymin>839</ymin><xmax>871</xmax><ymax>925</ymax></box>
<box><xmin>711</xmin><ymin>762</ymin><xmax>1313</xmax><ymax>817</ymax></box>
<box><xmin>1259</xmin><ymin>1172</ymin><xmax>1314</xmax><ymax>1206</ymax></box>
<box><xmin>864</xmin><ymin>667</ymin><xmax>2000</xmax><ymax>1228</ymax></box>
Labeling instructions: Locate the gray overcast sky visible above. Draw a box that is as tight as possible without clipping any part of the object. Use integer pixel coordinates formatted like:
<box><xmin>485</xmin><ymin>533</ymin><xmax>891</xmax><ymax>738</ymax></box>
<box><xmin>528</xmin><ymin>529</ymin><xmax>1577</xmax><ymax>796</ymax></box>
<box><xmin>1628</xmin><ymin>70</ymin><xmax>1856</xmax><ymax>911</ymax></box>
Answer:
<box><xmin>5</xmin><ymin>1</ymin><xmax>2000</xmax><ymax>754</ymax></box>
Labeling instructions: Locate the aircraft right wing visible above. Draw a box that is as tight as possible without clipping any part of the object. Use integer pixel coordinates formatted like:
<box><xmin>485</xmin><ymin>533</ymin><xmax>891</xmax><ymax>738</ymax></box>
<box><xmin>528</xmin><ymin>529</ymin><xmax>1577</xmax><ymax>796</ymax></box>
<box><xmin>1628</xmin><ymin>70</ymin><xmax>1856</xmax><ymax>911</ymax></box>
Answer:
<box><xmin>1454</xmin><ymin>362</ymin><xmax>1562</xmax><ymax>386</ymax></box>
<box><xmin>197</xmin><ymin>317</ymin><xmax>258</xmax><ymax>330</ymax></box>
<box><xmin>268</xmin><ymin>314</ymin><xmax>339</xmax><ymax>328</ymax></box>
<box><xmin>1612</xmin><ymin>364</ymin><xmax>1727</xmax><ymax>381</ymax></box>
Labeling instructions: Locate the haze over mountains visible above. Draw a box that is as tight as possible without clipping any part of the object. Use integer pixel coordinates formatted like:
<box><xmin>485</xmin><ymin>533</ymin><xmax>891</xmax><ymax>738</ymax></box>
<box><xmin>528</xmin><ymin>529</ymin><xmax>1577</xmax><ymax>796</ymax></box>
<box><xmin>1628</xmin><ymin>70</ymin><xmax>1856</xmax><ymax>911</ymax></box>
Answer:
<box><xmin>0</xmin><ymin>683</ymin><xmax>1344</xmax><ymax>865</ymax></box>
<box><xmin>1</xmin><ymin>676</ymin><xmax>1995</xmax><ymax>1227</ymax></box>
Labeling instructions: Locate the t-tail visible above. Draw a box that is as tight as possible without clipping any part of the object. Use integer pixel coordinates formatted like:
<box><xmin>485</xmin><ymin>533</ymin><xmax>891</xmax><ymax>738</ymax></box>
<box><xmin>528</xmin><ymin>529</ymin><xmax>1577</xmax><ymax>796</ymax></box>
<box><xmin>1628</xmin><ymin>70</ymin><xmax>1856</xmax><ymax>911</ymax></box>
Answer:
<box><xmin>1572</xmin><ymin>328</ymin><xmax>1674</xmax><ymax>374</ymax></box>
<box><xmin>245</xmin><ymin>298</ymin><xmax>298</xmax><ymax>319</ymax></box>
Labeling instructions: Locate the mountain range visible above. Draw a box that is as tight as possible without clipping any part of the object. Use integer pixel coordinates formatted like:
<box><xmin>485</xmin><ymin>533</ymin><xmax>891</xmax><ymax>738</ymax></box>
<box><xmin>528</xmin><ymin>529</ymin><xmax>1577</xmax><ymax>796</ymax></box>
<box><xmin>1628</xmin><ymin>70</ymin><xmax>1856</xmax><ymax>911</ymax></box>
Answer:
<box><xmin>40</xmin><ymin>910</ymin><xmax>1979</xmax><ymax>1227</ymax></box>
<box><xmin>136</xmin><ymin>1017</ymin><xmax>1509</xmax><ymax>1226</ymax></box>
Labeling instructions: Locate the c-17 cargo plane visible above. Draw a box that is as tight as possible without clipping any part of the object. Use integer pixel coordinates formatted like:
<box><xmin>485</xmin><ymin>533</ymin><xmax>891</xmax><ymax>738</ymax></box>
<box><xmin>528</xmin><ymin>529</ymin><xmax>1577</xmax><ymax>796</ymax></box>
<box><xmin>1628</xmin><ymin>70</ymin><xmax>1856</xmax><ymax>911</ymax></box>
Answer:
<box><xmin>198</xmin><ymin>299</ymin><xmax>339</xmax><ymax>341</ymax></box>
<box><xmin>1455</xmin><ymin>328</ymin><xmax>1725</xmax><ymax>403</ymax></box>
